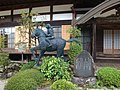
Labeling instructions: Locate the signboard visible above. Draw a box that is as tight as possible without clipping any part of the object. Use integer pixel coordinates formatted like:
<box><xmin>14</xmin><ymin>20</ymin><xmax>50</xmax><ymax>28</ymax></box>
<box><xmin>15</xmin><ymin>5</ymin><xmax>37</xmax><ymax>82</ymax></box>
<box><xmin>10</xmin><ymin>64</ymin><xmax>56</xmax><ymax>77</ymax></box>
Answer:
<box><xmin>32</xmin><ymin>15</ymin><xmax>50</xmax><ymax>22</ymax></box>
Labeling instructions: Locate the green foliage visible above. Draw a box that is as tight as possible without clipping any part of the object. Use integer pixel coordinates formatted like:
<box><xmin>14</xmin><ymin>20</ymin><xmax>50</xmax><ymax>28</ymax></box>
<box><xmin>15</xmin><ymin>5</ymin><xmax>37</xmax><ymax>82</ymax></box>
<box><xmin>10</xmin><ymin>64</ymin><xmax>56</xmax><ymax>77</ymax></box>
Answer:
<box><xmin>16</xmin><ymin>69</ymin><xmax>45</xmax><ymax>85</ymax></box>
<box><xmin>67</xmin><ymin>27</ymin><xmax>83</xmax><ymax>64</ymax></box>
<box><xmin>67</xmin><ymin>27</ymin><xmax>81</xmax><ymax>37</ymax></box>
<box><xmin>50</xmin><ymin>79</ymin><xmax>77</xmax><ymax>90</ymax></box>
<box><xmin>0</xmin><ymin>52</ymin><xmax>10</xmax><ymax>68</ymax></box>
<box><xmin>68</xmin><ymin>41</ymin><xmax>83</xmax><ymax>63</ymax></box>
<box><xmin>20</xmin><ymin>11</ymin><xmax>37</xmax><ymax>31</ymax></box>
<box><xmin>16</xmin><ymin>11</ymin><xmax>39</xmax><ymax>49</ymax></box>
<box><xmin>0</xmin><ymin>35</ymin><xmax>6</xmax><ymax>48</ymax></box>
<box><xmin>96</xmin><ymin>67</ymin><xmax>120</xmax><ymax>88</ymax></box>
<box><xmin>5</xmin><ymin>69</ymin><xmax>46</xmax><ymax>90</ymax></box>
<box><xmin>5</xmin><ymin>77</ymin><xmax>37</xmax><ymax>90</ymax></box>
<box><xmin>40</xmin><ymin>56</ymin><xmax>72</xmax><ymax>81</ymax></box>
<box><xmin>20</xmin><ymin>61</ymin><xmax>35</xmax><ymax>71</ymax></box>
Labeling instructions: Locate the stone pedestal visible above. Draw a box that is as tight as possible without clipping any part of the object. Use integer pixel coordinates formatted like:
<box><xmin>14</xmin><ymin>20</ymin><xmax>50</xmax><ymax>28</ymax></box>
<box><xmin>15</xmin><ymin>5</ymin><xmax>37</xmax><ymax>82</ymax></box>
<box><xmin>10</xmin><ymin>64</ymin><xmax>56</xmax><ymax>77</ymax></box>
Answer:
<box><xmin>72</xmin><ymin>76</ymin><xmax>96</xmax><ymax>86</ymax></box>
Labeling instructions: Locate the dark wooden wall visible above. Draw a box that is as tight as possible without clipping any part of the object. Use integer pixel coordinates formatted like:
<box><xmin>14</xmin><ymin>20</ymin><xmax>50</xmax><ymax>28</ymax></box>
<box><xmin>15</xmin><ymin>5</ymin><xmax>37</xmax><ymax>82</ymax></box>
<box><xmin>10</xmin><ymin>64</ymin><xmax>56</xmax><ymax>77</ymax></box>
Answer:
<box><xmin>96</xmin><ymin>27</ymin><xmax>103</xmax><ymax>52</ymax></box>
<box><xmin>79</xmin><ymin>25</ymin><xmax>92</xmax><ymax>53</ymax></box>
<box><xmin>0</xmin><ymin>15</ymin><xmax>20</xmax><ymax>27</ymax></box>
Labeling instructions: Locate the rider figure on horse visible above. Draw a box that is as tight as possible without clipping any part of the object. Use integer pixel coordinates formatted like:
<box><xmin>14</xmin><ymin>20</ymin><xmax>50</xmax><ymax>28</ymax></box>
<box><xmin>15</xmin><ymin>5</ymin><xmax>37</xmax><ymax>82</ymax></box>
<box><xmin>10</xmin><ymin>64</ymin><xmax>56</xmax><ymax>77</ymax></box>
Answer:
<box><xmin>45</xmin><ymin>24</ymin><xmax>55</xmax><ymax>47</ymax></box>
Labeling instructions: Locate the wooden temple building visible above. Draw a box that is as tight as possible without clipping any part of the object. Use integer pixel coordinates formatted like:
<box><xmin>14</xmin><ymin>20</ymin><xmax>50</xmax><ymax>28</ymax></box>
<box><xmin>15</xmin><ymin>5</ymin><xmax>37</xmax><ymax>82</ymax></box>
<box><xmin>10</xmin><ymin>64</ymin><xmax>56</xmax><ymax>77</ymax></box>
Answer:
<box><xmin>1</xmin><ymin>0</ymin><xmax>120</xmax><ymax>64</ymax></box>
<box><xmin>74</xmin><ymin>0</ymin><xmax>120</xmax><ymax>63</ymax></box>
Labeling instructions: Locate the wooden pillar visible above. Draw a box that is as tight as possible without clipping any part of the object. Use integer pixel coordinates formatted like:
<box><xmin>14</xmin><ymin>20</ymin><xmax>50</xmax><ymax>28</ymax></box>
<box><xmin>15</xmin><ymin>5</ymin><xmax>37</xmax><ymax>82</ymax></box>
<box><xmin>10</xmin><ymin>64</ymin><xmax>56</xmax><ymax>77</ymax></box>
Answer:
<box><xmin>11</xmin><ymin>9</ymin><xmax>14</xmax><ymax>22</ymax></box>
<box><xmin>50</xmin><ymin>5</ymin><xmax>53</xmax><ymax>22</ymax></box>
<box><xmin>112</xmin><ymin>30</ymin><xmax>114</xmax><ymax>54</ymax></box>
<box><xmin>28</xmin><ymin>7</ymin><xmax>32</xmax><ymax>49</ymax></box>
<box><xmin>92</xmin><ymin>22</ymin><xmax>96</xmax><ymax>61</ymax></box>
<box><xmin>71</xmin><ymin>6</ymin><xmax>76</xmax><ymax>27</ymax></box>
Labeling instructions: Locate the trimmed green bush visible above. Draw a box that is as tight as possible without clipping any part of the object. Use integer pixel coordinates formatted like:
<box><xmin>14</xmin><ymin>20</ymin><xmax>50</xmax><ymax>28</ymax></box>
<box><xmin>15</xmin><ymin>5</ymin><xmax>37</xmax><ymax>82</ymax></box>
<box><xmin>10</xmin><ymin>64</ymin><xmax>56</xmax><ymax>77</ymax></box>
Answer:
<box><xmin>96</xmin><ymin>67</ymin><xmax>120</xmax><ymax>88</ymax></box>
<box><xmin>50</xmin><ymin>79</ymin><xmax>77</xmax><ymax>90</ymax></box>
<box><xmin>16</xmin><ymin>69</ymin><xmax>45</xmax><ymax>85</ymax></box>
<box><xmin>5</xmin><ymin>78</ymin><xmax>37</xmax><ymax>90</ymax></box>
<box><xmin>5</xmin><ymin>69</ymin><xmax>46</xmax><ymax>90</ymax></box>
<box><xmin>40</xmin><ymin>56</ymin><xmax>72</xmax><ymax>81</ymax></box>
<box><xmin>20</xmin><ymin>61</ymin><xmax>35</xmax><ymax>71</ymax></box>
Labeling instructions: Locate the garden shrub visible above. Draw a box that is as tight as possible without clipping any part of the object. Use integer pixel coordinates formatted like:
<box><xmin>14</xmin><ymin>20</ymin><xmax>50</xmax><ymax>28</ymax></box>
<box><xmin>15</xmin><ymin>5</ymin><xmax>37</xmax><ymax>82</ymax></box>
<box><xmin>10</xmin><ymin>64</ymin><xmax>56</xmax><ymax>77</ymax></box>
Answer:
<box><xmin>16</xmin><ymin>69</ymin><xmax>45</xmax><ymax>85</ymax></box>
<box><xmin>0</xmin><ymin>52</ymin><xmax>10</xmax><ymax>68</ymax></box>
<box><xmin>20</xmin><ymin>61</ymin><xmax>35</xmax><ymax>71</ymax></box>
<box><xmin>0</xmin><ymin>52</ymin><xmax>11</xmax><ymax>78</ymax></box>
<box><xmin>40</xmin><ymin>56</ymin><xmax>72</xmax><ymax>81</ymax></box>
<box><xmin>67</xmin><ymin>27</ymin><xmax>83</xmax><ymax>64</ymax></box>
<box><xmin>5</xmin><ymin>69</ymin><xmax>46</xmax><ymax>90</ymax></box>
<box><xmin>67</xmin><ymin>27</ymin><xmax>81</xmax><ymax>38</ymax></box>
<box><xmin>96</xmin><ymin>67</ymin><xmax>120</xmax><ymax>88</ymax></box>
<box><xmin>68</xmin><ymin>41</ymin><xmax>82</xmax><ymax>63</ymax></box>
<box><xmin>5</xmin><ymin>77</ymin><xmax>37</xmax><ymax>90</ymax></box>
<box><xmin>50</xmin><ymin>79</ymin><xmax>77</xmax><ymax>90</ymax></box>
<box><xmin>0</xmin><ymin>35</ymin><xmax>6</xmax><ymax>48</ymax></box>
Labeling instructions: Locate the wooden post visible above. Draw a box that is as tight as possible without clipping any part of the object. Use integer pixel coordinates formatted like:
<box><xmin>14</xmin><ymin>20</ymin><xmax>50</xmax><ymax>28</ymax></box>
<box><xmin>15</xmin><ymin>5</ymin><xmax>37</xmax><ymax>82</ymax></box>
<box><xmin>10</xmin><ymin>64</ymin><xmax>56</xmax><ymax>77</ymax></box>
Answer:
<box><xmin>112</xmin><ymin>30</ymin><xmax>114</xmax><ymax>54</ymax></box>
<box><xmin>28</xmin><ymin>7</ymin><xmax>32</xmax><ymax>49</ymax></box>
<box><xmin>92</xmin><ymin>22</ymin><xmax>96</xmax><ymax>61</ymax></box>
<box><xmin>11</xmin><ymin>9</ymin><xmax>13</xmax><ymax>22</ymax></box>
<box><xmin>22</xmin><ymin>52</ymin><xmax>24</xmax><ymax>64</ymax></box>
<box><xmin>71</xmin><ymin>6</ymin><xmax>76</xmax><ymax>27</ymax></box>
<box><xmin>50</xmin><ymin>5</ymin><xmax>53</xmax><ymax>22</ymax></box>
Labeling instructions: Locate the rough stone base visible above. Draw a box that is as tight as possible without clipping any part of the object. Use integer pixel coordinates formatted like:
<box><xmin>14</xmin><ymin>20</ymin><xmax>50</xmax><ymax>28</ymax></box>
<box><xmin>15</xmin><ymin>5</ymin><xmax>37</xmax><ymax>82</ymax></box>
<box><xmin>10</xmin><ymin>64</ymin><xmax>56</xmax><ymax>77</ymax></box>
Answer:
<box><xmin>72</xmin><ymin>76</ymin><xmax>96</xmax><ymax>86</ymax></box>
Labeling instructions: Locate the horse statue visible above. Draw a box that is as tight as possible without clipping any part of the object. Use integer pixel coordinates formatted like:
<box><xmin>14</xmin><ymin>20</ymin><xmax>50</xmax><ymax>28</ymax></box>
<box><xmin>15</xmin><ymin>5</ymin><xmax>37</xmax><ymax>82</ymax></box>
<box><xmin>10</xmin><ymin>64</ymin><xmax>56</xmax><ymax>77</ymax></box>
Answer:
<box><xmin>30</xmin><ymin>26</ymin><xmax>79</xmax><ymax>66</ymax></box>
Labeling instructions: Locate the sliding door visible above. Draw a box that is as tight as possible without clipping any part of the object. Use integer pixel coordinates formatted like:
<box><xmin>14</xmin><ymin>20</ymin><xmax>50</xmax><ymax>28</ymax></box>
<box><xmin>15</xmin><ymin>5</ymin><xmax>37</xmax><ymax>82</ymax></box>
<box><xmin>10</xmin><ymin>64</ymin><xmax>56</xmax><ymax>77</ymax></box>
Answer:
<box><xmin>104</xmin><ymin>30</ymin><xmax>120</xmax><ymax>54</ymax></box>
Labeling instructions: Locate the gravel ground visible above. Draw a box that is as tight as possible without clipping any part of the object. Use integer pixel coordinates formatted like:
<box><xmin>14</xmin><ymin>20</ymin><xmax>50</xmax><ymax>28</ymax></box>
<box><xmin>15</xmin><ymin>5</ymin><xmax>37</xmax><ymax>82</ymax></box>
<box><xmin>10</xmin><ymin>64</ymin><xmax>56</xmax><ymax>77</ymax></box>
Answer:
<box><xmin>0</xmin><ymin>80</ymin><xmax>7</xmax><ymax>90</ymax></box>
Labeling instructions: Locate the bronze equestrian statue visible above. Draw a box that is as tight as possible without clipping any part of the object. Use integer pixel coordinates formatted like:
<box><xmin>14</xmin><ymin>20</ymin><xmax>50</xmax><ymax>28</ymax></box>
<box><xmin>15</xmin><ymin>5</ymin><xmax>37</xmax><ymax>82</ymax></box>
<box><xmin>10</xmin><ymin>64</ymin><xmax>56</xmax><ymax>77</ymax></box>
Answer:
<box><xmin>30</xmin><ymin>24</ymin><xmax>79</xmax><ymax>66</ymax></box>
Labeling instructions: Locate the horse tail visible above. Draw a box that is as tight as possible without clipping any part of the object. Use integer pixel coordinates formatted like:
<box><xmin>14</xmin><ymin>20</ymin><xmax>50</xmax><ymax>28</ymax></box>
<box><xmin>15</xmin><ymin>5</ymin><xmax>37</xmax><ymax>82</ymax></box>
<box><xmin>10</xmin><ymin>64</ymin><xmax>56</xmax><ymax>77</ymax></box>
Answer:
<box><xmin>66</xmin><ymin>38</ymin><xmax>80</xmax><ymax>42</ymax></box>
